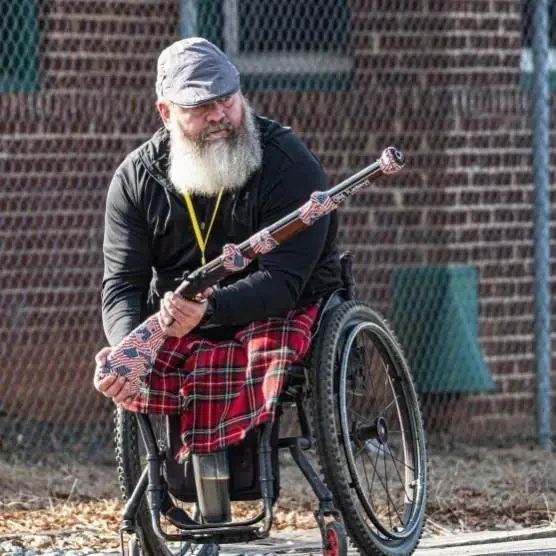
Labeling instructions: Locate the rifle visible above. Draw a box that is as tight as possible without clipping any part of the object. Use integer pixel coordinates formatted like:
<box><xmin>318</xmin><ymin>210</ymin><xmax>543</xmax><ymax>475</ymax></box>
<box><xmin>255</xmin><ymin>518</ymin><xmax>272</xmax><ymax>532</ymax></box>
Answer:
<box><xmin>98</xmin><ymin>147</ymin><xmax>405</xmax><ymax>388</ymax></box>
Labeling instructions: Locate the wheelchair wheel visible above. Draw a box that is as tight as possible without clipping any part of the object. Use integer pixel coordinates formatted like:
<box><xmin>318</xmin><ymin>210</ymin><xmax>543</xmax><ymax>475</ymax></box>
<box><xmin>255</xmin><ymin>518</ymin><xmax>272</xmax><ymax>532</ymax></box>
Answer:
<box><xmin>115</xmin><ymin>409</ymin><xmax>208</xmax><ymax>556</ymax></box>
<box><xmin>311</xmin><ymin>301</ymin><xmax>427</xmax><ymax>556</ymax></box>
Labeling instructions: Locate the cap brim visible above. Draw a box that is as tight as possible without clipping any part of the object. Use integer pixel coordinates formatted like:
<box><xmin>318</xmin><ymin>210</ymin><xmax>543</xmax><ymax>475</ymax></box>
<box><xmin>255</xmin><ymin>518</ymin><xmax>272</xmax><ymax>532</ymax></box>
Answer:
<box><xmin>169</xmin><ymin>85</ymin><xmax>240</xmax><ymax>108</ymax></box>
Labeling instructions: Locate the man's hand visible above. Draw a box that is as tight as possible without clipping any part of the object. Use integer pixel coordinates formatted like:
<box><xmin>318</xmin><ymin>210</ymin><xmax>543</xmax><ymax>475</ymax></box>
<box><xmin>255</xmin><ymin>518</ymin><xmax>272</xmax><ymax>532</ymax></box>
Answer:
<box><xmin>93</xmin><ymin>346</ymin><xmax>136</xmax><ymax>405</ymax></box>
<box><xmin>158</xmin><ymin>290</ymin><xmax>211</xmax><ymax>337</ymax></box>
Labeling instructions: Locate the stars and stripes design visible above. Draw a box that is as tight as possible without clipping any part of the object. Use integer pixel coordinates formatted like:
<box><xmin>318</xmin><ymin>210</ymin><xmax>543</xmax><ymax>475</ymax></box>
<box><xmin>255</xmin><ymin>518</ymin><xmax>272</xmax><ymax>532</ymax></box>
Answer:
<box><xmin>222</xmin><ymin>243</ymin><xmax>252</xmax><ymax>273</ymax></box>
<box><xmin>249</xmin><ymin>229</ymin><xmax>279</xmax><ymax>255</ymax></box>
<box><xmin>97</xmin><ymin>315</ymin><xmax>167</xmax><ymax>393</ymax></box>
<box><xmin>298</xmin><ymin>191</ymin><xmax>338</xmax><ymax>226</ymax></box>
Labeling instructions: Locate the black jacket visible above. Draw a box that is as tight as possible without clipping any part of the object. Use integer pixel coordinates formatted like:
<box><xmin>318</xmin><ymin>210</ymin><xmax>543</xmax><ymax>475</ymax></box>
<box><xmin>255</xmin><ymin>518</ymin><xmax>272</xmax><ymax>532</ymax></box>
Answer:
<box><xmin>102</xmin><ymin>116</ymin><xmax>343</xmax><ymax>346</ymax></box>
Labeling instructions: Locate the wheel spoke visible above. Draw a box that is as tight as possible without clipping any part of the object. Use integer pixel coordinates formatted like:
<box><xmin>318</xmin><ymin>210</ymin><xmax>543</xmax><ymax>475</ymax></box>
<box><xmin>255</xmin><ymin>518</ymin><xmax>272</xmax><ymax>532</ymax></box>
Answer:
<box><xmin>382</xmin><ymin>447</ymin><xmax>393</xmax><ymax>529</ymax></box>
<box><xmin>385</xmin><ymin>441</ymin><xmax>412</xmax><ymax>501</ymax></box>
<box><xmin>363</xmin><ymin>343</ymin><xmax>378</xmax><ymax>388</ymax></box>
<box><xmin>359</xmin><ymin>448</ymin><xmax>376</xmax><ymax>505</ymax></box>
<box><xmin>347</xmin><ymin>407</ymin><xmax>378</xmax><ymax>427</ymax></box>
<box><xmin>383</xmin><ymin>449</ymin><xmax>415</xmax><ymax>474</ymax></box>
<box><xmin>379</xmin><ymin>393</ymin><xmax>401</xmax><ymax>417</ymax></box>
<box><xmin>360</xmin><ymin>445</ymin><xmax>402</xmax><ymax>524</ymax></box>
<box><xmin>364</xmin><ymin>345</ymin><xmax>387</xmax><ymax>417</ymax></box>
<box><xmin>381</xmin><ymin>446</ymin><xmax>404</xmax><ymax>528</ymax></box>
<box><xmin>367</xmin><ymin>441</ymin><xmax>381</xmax><ymax>497</ymax></box>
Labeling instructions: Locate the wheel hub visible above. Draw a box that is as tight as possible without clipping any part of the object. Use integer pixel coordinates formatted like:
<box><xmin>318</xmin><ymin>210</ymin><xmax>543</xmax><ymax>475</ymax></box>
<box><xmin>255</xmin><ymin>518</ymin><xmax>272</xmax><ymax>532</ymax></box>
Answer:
<box><xmin>375</xmin><ymin>416</ymin><xmax>388</xmax><ymax>444</ymax></box>
<box><xmin>355</xmin><ymin>416</ymin><xmax>389</xmax><ymax>444</ymax></box>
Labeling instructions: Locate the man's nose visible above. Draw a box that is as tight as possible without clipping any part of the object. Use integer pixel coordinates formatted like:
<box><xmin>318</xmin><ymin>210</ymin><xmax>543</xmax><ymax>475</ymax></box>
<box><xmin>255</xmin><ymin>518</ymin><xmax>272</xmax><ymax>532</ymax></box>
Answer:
<box><xmin>205</xmin><ymin>101</ymin><xmax>226</xmax><ymax>122</ymax></box>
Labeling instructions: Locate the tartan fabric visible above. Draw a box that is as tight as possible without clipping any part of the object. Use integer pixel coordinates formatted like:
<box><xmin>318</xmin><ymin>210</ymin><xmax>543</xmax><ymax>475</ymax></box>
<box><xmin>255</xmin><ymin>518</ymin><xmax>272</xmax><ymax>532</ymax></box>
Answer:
<box><xmin>122</xmin><ymin>304</ymin><xmax>318</xmax><ymax>462</ymax></box>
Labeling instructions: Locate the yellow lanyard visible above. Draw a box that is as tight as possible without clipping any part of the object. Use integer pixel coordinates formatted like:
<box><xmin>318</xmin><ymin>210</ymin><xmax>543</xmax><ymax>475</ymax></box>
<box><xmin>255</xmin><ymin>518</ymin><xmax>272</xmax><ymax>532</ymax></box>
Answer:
<box><xmin>183</xmin><ymin>190</ymin><xmax>224</xmax><ymax>266</ymax></box>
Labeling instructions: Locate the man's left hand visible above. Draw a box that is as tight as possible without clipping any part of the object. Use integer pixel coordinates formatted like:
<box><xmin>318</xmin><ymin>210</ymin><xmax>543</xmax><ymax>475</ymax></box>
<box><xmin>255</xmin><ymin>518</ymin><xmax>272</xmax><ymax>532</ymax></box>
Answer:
<box><xmin>93</xmin><ymin>346</ymin><xmax>137</xmax><ymax>405</ymax></box>
<box><xmin>159</xmin><ymin>291</ymin><xmax>209</xmax><ymax>337</ymax></box>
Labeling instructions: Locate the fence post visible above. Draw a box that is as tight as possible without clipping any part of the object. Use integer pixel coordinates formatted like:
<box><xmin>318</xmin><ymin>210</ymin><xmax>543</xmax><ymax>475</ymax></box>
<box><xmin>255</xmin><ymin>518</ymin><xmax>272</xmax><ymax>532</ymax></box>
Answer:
<box><xmin>532</xmin><ymin>0</ymin><xmax>552</xmax><ymax>450</ymax></box>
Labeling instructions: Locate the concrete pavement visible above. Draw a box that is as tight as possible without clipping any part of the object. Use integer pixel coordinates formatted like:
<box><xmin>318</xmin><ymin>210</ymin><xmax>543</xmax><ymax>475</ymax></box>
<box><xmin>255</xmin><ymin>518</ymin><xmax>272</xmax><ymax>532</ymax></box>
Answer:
<box><xmin>215</xmin><ymin>526</ymin><xmax>556</xmax><ymax>555</ymax></box>
<box><xmin>417</xmin><ymin>527</ymin><xmax>556</xmax><ymax>555</ymax></box>
<box><xmin>1</xmin><ymin>527</ymin><xmax>555</xmax><ymax>555</ymax></box>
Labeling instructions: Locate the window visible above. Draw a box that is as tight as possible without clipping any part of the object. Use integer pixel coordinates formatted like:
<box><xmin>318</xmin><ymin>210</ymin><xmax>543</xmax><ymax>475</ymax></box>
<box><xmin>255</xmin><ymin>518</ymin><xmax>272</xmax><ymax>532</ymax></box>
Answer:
<box><xmin>520</xmin><ymin>1</ymin><xmax>556</xmax><ymax>89</ymax></box>
<box><xmin>180</xmin><ymin>0</ymin><xmax>352</xmax><ymax>91</ymax></box>
<box><xmin>0</xmin><ymin>0</ymin><xmax>38</xmax><ymax>93</ymax></box>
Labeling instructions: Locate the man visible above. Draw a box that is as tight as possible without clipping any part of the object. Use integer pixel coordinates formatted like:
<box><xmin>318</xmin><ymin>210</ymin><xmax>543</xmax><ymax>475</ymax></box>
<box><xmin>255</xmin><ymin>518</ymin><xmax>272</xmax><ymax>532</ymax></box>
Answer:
<box><xmin>94</xmin><ymin>37</ymin><xmax>343</xmax><ymax>461</ymax></box>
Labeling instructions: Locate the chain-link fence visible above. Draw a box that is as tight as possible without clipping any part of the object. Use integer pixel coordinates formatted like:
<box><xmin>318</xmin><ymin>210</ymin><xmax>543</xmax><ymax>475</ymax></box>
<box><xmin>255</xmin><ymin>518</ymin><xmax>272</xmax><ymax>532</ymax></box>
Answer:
<box><xmin>1</xmin><ymin>1</ymin><xmax>553</xmax><ymax>467</ymax></box>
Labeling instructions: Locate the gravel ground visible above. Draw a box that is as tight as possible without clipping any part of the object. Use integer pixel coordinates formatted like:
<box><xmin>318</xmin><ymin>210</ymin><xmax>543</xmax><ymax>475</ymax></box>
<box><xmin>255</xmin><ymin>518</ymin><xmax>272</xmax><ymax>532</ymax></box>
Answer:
<box><xmin>1</xmin><ymin>442</ymin><xmax>555</xmax><ymax>555</ymax></box>
<box><xmin>0</xmin><ymin>547</ymin><xmax>114</xmax><ymax>556</ymax></box>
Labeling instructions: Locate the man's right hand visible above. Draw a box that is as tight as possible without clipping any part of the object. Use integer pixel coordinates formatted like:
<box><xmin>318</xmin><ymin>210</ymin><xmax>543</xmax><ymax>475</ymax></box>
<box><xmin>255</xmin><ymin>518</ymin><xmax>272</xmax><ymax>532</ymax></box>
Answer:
<box><xmin>93</xmin><ymin>346</ymin><xmax>136</xmax><ymax>405</ymax></box>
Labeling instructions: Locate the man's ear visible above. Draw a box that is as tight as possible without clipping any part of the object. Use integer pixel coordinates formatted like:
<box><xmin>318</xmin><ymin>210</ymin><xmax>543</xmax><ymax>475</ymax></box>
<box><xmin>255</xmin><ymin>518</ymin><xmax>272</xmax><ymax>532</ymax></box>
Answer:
<box><xmin>156</xmin><ymin>100</ymin><xmax>171</xmax><ymax>128</ymax></box>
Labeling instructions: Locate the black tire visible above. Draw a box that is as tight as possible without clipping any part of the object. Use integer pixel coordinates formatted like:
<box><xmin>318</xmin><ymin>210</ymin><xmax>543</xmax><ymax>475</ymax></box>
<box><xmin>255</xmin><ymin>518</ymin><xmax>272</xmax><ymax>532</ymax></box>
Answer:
<box><xmin>311</xmin><ymin>301</ymin><xmax>427</xmax><ymax>556</ymax></box>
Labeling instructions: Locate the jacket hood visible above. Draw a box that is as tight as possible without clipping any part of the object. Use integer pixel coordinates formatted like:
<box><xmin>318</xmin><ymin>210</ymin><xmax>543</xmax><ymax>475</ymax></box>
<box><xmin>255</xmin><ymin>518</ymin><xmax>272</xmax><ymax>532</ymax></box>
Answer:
<box><xmin>135</xmin><ymin>115</ymin><xmax>290</xmax><ymax>192</ymax></box>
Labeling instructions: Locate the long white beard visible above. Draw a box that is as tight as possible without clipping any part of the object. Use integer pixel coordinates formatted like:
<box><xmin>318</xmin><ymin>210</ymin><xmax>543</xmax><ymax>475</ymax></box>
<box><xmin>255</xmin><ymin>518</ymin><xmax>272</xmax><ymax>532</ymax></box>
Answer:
<box><xmin>168</xmin><ymin>99</ymin><xmax>262</xmax><ymax>197</ymax></box>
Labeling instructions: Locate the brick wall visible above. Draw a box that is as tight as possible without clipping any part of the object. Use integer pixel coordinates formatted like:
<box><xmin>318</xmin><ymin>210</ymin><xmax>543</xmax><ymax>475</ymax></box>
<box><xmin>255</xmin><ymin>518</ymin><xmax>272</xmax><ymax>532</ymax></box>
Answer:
<box><xmin>1</xmin><ymin>0</ymin><xmax>552</xmax><ymax>439</ymax></box>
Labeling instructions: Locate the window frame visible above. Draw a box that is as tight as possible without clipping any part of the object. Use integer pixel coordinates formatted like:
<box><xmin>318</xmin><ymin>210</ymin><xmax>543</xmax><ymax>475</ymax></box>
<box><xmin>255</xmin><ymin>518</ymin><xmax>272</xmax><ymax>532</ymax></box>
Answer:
<box><xmin>0</xmin><ymin>0</ymin><xmax>39</xmax><ymax>93</ymax></box>
<box><xmin>180</xmin><ymin>0</ymin><xmax>353</xmax><ymax>92</ymax></box>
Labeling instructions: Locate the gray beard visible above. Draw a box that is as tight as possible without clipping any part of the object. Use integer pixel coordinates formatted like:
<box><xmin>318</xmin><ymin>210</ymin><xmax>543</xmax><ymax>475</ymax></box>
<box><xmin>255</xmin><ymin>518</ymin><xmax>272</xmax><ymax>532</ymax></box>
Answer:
<box><xmin>168</xmin><ymin>100</ymin><xmax>262</xmax><ymax>197</ymax></box>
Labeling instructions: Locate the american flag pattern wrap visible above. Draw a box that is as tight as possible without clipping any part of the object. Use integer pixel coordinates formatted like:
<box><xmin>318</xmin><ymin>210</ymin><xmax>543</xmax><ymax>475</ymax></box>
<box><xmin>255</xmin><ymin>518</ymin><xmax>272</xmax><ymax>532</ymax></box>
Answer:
<box><xmin>298</xmin><ymin>191</ymin><xmax>338</xmax><ymax>226</ymax></box>
<box><xmin>379</xmin><ymin>147</ymin><xmax>404</xmax><ymax>175</ymax></box>
<box><xmin>97</xmin><ymin>315</ymin><xmax>167</xmax><ymax>393</ymax></box>
<box><xmin>249</xmin><ymin>228</ymin><xmax>279</xmax><ymax>255</ymax></box>
<box><xmin>222</xmin><ymin>243</ymin><xmax>251</xmax><ymax>272</ymax></box>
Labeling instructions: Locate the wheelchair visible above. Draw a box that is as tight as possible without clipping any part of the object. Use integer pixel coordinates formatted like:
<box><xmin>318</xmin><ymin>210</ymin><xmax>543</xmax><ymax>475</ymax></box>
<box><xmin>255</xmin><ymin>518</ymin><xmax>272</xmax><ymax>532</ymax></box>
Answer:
<box><xmin>114</xmin><ymin>252</ymin><xmax>427</xmax><ymax>556</ymax></box>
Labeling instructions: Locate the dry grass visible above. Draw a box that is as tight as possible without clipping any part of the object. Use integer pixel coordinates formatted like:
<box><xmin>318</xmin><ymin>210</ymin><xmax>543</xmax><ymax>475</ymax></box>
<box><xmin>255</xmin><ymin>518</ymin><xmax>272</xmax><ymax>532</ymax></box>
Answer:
<box><xmin>426</xmin><ymin>443</ymin><xmax>556</xmax><ymax>533</ymax></box>
<box><xmin>0</xmin><ymin>443</ymin><xmax>555</xmax><ymax>552</ymax></box>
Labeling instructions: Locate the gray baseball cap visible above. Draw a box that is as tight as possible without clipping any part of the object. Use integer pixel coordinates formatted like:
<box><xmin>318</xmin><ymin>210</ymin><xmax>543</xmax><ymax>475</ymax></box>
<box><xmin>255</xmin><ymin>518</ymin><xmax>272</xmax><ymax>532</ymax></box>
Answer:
<box><xmin>155</xmin><ymin>37</ymin><xmax>240</xmax><ymax>107</ymax></box>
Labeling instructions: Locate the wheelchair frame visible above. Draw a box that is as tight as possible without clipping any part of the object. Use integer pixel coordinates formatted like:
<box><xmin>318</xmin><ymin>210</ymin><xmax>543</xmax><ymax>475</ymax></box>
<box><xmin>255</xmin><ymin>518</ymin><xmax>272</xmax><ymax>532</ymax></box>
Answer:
<box><xmin>118</xmin><ymin>292</ymin><xmax>347</xmax><ymax>551</ymax></box>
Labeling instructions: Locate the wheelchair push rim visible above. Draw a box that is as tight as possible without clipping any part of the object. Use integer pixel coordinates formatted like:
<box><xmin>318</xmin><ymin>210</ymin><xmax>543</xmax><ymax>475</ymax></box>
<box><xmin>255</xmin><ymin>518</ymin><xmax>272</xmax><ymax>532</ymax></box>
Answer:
<box><xmin>338</xmin><ymin>320</ymin><xmax>426</xmax><ymax>542</ymax></box>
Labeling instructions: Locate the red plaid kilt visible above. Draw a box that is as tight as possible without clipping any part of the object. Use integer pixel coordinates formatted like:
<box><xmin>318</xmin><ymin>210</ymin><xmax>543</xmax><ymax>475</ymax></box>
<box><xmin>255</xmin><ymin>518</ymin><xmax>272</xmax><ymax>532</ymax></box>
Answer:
<box><xmin>122</xmin><ymin>304</ymin><xmax>318</xmax><ymax>462</ymax></box>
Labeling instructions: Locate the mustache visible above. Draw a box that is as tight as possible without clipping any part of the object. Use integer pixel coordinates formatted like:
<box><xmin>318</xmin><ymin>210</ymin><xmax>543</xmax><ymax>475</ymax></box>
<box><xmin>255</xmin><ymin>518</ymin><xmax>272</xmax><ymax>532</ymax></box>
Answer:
<box><xmin>197</xmin><ymin>121</ymin><xmax>236</xmax><ymax>144</ymax></box>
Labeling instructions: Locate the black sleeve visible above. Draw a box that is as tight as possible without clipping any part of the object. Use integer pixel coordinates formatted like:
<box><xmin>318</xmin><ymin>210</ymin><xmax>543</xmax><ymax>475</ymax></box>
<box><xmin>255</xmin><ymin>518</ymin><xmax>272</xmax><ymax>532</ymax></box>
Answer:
<box><xmin>208</xmin><ymin>161</ymin><xmax>332</xmax><ymax>326</ymax></box>
<box><xmin>101</xmin><ymin>169</ymin><xmax>153</xmax><ymax>346</ymax></box>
